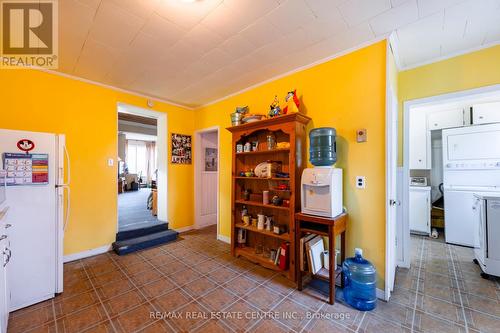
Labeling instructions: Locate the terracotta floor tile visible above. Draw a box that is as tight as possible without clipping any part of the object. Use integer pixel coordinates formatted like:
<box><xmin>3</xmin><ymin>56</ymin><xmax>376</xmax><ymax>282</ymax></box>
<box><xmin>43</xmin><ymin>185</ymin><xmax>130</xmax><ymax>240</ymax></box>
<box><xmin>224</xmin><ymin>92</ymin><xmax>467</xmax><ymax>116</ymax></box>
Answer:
<box><xmin>200</xmin><ymin>287</ymin><xmax>238</xmax><ymax>311</ymax></box>
<box><xmin>321</xmin><ymin>301</ymin><xmax>363</xmax><ymax>330</ymax></box>
<box><xmin>413</xmin><ymin>311</ymin><xmax>467</xmax><ymax>333</ymax></box>
<box><xmin>140</xmin><ymin>277</ymin><xmax>176</xmax><ymax>299</ymax></box>
<box><xmin>183</xmin><ymin>276</ymin><xmax>218</xmax><ymax>297</ymax></box>
<box><xmin>113</xmin><ymin>253</ymin><xmax>144</xmax><ymax>267</ymax></box>
<box><xmin>152</xmin><ymin>288</ymin><xmax>192</xmax><ymax>312</ymax></box>
<box><xmin>61</xmin><ymin>278</ymin><xmax>94</xmax><ymax>298</ymax></box>
<box><xmin>244</xmin><ymin>286</ymin><xmax>283</xmax><ymax>311</ymax></box>
<box><xmin>193</xmin><ymin>259</ymin><xmax>222</xmax><ymax>275</ymax></box>
<box><xmin>79</xmin><ymin>320</ymin><xmax>115</xmax><ymax>333</ymax></box>
<box><xmin>248</xmin><ymin>319</ymin><xmax>292</xmax><ymax>333</ymax></box>
<box><xmin>111</xmin><ymin>303</ymin><xmax>157</xmax><ymax>333</ymax></box>
<box><xmin>88</xmin><ymin>261</ymin><xmax>120</xmax><ymax>277</ymax></box>
<box><xmin>169</xmin><ymin>267</ymin><xmax>202</xmax><ymax>286</ymax></box>
<box><xmin>103</xmin><ymin>289</ymin><xmax>147</xmax><ymax>316</ymax></box>
<box><xmin>246</xmin><ymin>266</ymin><xmax>276</xmax><ymax>283</ymax></box>
<box><xmin>264</xmin><ymin>275</ymin><xmax>296</xmax><ymax>296</ymax></box>
<box><xmin>130</xmin><ymin>268</ymin><xmax>163</xmax><ymax>286</ymax></box>
<box><xmin>304</xmin><ymin>317</ymin><xmax>353</xmax><ymax>333</ymax></box>
<box><xmin>56</xmin><ymin>304</ymin><xmax>109</xmax><ymax>333</ymax></box>
<box><xmin>183</xmin><ymin>253</ymin><xmax>210</xmax><ymax>266</ymax></box>
<box><xmin>139</xmin><ymin>247</ymin><xmax>165</xmax><ymax>260</ymax></box>
<box><xmin>358</xmin><ymin>313</ymin><xmax>410</xmax><ymax>333</ymax></box>
<box><xmin>288</xmin><ymin>288</ymin><xmax>327</xmax><ymax>312</ymax></box>
<box><xmin>170</xmin><ymin>301</ymin><xmax>210</xmax><ymax>332</ymax></box>
<box><xmin>207</xmin><ymin>267</ymin><xmax>239</xmax><ymax>284</ymax></box>
<box><xmin>12</xmin><ymin>229</ymin><xmax>500</xmax><ymax>333</ymax></box>
<box><xmin>221</xmin><ymin>300</ymin><xmax>260</xmax><ymax>331</ymax></box>
<box><xmin>53</xmin><ymin>291</ymin><xmax>100</xmax><ymax>317</ymax></box>
<box><xmin>148</xmin><ymin>253</ymin><xmax>176</xmax><ymax>266</ymax></box>
<box><xmin>8</xmin><ymin>304</ymin><xmax>55</xmax><ymax>333</ymax></box>
<box><xmin>223</xmin><ymin>276</ymin><xmax>260</xmax><ymax>297</ymax></box>
<box><xmin>124</xmin><ymin>261</ymin><xmax>151</xmax><ymax>275</ymax></box>
<box><xmin>137</xmin><ymin>320</ymin><xmax>175</xmax><ymax>333</ymax></box>
<box><xmin>91</xmin><ymin>269</ymin><xmax>126</xmax><ymax>287</ymax></box>
<box><xmin>157</xmin><ymin>260</ymin><xmax>189</xmax><ymax>276</ymax></box>
<box><xmin>192</xmin><ymin>319</ymin><xmax>232</xmax><ymax>333</ymax></box>
<box><xmin>273</xmin><ymin>298</ymin><xmax>310</xmax><ymax>331</ymax></box>
<box><xmin>96</xmin><ymin>279</ymin><xmax>135</xmax><ymax>301</ymax></box>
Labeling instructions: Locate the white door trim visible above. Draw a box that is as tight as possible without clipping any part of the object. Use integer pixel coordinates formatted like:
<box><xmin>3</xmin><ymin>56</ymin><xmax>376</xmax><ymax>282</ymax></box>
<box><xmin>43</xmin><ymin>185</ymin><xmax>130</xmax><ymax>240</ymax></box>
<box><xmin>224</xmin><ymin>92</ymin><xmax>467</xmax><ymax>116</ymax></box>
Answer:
<box><xmin>401</xmin><ymin>84</ymin><xmax>500</xmax><ymax>267</ymax></box>
<box><xmin>116</xmin><ymin>103</ymin><xmax>168</xmax><ymax>230</ymax></box>
<box><xmin>194</xmin><ymin>126</ymin><xmax>220</xmax><ymax>238</ymax></box>
<box><xmin>385</xmin><ymin>37</ymin><xmax>398</xmax><ymax>301</ymax></box>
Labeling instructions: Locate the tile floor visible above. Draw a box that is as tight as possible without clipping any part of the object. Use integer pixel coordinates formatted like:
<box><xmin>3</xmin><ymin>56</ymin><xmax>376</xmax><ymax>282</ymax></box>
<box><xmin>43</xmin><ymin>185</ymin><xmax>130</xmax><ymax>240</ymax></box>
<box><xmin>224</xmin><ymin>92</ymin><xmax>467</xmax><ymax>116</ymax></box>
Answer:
<box><xmin>8</xmin><ymin>227</ymin><xmax>500</xmax><ymax>333</ymax></box>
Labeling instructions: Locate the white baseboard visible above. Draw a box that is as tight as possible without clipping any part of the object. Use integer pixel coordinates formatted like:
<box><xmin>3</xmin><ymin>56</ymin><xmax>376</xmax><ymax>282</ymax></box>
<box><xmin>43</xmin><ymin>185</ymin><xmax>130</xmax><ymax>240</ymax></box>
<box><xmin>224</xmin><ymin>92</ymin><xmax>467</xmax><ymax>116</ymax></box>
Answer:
<box><xmin>376</xmin><ymin>288</ymin><xmax>386</xmax><ymax>301</ymax></box>
<box><xmin>217</xmin><ymin>234</ymin><xmax>231</xmax><ymax>244</ymax></box>
<box><xmin>63</xmin><ymin>244</ymin><xmax>111</xmax><ymax>263</ymax></box>
<box><xmin>174</xmin><ymin>225</ymin><xmax>195</xmax><ymax>233</ymax></box>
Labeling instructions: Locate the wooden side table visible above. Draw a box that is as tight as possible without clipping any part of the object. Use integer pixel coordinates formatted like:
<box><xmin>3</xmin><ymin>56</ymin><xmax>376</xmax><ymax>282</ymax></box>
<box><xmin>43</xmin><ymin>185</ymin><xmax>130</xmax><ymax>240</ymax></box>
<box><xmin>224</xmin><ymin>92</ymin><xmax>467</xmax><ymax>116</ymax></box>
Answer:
<box><xmin>295</xmin><ymin>212</ymin><xmax>347</xmax><ymax>305</ymax></box>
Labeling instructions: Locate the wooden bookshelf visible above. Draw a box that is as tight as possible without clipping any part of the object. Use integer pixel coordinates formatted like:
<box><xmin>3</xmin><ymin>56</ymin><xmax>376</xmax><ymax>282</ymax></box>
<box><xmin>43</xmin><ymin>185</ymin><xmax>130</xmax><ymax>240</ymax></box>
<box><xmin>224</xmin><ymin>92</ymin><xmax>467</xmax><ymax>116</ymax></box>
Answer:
<box><xmin>227</xmin><ymin>113</ymin><xmax>311</xmax><ymax>281</ymax></box>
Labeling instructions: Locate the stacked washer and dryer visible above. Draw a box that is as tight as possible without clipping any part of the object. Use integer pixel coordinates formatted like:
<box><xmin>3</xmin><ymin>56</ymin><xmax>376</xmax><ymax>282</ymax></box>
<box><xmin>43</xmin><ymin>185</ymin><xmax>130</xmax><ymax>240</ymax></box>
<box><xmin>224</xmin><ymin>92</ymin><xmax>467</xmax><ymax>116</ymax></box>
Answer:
<box><xmin>442</xmin><ymin>123</ymin><xmax>500</xmax><ymax>278</ymax></box>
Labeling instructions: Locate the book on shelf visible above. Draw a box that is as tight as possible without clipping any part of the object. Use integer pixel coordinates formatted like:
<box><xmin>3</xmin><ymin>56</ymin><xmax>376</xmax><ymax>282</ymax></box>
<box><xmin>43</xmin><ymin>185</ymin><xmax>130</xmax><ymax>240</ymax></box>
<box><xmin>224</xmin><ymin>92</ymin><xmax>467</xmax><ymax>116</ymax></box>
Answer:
<box><xmin>305</xmin><ymin>236</ymin><xmax>324</xmax><ymax>275</ymax></box>
<box><xmin>299</xmin><ymin>234</ymin><xmax>316</xmax><ymax>271</ymax></box>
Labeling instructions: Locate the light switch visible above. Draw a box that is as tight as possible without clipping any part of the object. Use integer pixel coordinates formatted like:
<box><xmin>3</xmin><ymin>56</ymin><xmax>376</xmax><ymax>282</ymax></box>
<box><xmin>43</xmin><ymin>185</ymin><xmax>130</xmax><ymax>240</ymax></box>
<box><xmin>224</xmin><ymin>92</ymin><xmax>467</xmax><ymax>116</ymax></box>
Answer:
<box><xmin>356</xmin><ymin>176</ymin><xmax>366</xmax><ymax>189</ymax></box>
<box><xmin>108</xmin><ymin>158</ymin><xmax>114</xmax><ymax>167</ymax></box>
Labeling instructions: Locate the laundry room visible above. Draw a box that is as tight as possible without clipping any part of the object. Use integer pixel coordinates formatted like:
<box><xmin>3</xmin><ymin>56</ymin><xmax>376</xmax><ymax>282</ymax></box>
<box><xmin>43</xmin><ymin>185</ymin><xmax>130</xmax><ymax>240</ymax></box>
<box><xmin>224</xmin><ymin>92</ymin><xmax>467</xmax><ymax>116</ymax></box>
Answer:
<box><xmin>405</xmin><ymin>89</ymin><xmax>500</xmax><ymax>275</ymax></box>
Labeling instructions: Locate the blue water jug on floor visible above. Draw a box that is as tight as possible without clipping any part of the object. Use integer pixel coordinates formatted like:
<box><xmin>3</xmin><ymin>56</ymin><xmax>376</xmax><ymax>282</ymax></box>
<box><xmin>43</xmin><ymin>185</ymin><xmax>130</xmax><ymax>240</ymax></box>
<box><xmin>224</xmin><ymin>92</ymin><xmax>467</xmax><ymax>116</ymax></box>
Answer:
<box><xmin>342</xmin><ymin>248</ymin><xmax>377</xmax><ymax>311</ymax></box>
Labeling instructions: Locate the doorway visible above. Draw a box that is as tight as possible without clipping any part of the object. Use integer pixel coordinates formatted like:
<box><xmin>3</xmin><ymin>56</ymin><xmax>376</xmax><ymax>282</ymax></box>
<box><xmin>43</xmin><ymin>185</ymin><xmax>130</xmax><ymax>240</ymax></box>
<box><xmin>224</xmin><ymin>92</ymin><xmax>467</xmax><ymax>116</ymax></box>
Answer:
<box><xmin>401</xmin><ymin>84</ymin><xmax>500</xmax><ymax>267</ymax></box>
<box><xmin>194</xmin><ymin>127</ymin><xmax>220</xmax><ymax>237</ymax></box>
<box><xmin>116</xmin><ymin>103</ymin><xmax>168</xmax><ymax>233</ymax></box>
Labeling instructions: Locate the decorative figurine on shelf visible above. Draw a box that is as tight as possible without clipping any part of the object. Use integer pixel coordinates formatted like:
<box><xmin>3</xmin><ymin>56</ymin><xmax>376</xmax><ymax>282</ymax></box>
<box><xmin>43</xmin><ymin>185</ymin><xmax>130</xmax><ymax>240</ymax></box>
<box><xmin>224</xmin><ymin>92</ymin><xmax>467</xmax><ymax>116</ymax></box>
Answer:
<box><xmin>243</xmin><ymin>189</ymin><xmax>251</xmax><ymax>201</ymax></box>
<box><xmin>268</xmin><ymin>95</ymin><xmax>281</xmax><ymax>118</ymax></box>
<box><xmin>271</xmin><ymin>195</ymin><xmax>283</xmax><ymax>206</ymax></box>
<box><xmin>283</xmin><ymin>90</ymin><xmax>299</xmax><ymax>114</ymax></box>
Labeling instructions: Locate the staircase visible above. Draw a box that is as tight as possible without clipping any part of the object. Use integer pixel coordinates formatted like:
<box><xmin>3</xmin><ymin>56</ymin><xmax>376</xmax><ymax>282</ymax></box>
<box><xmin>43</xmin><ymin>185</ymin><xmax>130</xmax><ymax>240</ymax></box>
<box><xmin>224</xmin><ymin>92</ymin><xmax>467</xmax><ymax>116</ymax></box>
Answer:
<box><xmin>112</xmin><ymin>223</ymin><xmax>178</xmax><ymax>255</ymax></box>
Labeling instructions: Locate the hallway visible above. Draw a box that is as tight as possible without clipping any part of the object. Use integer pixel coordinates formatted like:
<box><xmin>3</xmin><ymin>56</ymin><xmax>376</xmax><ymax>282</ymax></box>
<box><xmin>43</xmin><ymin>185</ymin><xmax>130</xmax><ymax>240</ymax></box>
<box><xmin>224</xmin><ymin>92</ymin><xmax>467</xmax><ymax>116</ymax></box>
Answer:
<box><xmin>118</xmin><ymin>188</ymin><xmax>161</xmax><ymax>232</ymax></box>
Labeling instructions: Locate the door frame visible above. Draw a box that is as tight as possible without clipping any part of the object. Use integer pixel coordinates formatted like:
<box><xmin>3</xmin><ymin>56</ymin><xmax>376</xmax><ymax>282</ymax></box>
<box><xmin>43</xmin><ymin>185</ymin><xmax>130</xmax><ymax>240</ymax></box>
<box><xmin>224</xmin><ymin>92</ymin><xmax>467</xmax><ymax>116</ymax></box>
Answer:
<box><xmin>385</xmin><ymin>39</ymin><xmax>399</xmax><ymax>301</ymax></box>
<box><xmin>194</xmin><ymin>126</ymin><xmax>220</xmax><ymax>238</ymax></box>
<box><xmin>116</xmin><ymin>103</ymin><xmax>168</xmax><ymax>230</ymax></box>
<box><xmin>401</xmin><ymin>84</ymin><xmax>500</xmax><ymax>267</ymax></box>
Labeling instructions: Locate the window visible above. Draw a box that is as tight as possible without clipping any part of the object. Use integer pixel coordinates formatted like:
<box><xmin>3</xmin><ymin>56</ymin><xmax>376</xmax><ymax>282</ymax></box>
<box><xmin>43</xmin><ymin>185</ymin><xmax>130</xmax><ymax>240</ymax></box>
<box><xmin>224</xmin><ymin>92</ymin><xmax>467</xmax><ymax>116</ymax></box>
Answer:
<box><xmin>127</xmin><ymin>141</ymin><xmax>147</xmax><ymax>179</ymax></box>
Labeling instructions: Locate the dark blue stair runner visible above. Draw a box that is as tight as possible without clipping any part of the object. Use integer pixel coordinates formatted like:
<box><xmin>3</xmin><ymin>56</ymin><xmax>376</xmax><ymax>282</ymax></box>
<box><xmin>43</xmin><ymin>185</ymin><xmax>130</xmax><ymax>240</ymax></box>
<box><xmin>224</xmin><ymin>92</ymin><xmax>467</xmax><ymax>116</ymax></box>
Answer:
<box><xmin>112</xmin><ymin>223</ymin><xmax>178</xmax><ymax>255</ymax></box>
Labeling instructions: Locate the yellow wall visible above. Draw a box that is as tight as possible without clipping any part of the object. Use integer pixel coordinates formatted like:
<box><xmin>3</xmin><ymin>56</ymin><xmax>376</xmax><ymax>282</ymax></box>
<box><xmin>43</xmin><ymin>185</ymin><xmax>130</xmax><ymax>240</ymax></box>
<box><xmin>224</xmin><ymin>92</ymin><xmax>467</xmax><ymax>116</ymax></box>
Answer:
<box><xmin>398</xmin><ymin>45</ymin><xmax>500</xmax><ymax>164</ymax></box>
<box><xmin>0</xmin><ymin>69</ymin><xmax>194</xmax><ymax>255</ymax></box>
<box><xmin>195</xmin><ymin>41</ymin><xmax>388</xmax><ymax>287</ymax></box>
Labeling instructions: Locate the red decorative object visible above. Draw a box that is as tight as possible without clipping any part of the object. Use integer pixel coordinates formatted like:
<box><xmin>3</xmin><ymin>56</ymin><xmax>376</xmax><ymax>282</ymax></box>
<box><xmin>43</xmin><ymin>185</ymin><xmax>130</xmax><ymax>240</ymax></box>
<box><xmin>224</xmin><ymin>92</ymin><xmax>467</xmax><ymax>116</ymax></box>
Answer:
<box><xmin>279</xmin><ymin>242</ymin><xmax>289</xmax><ymax>270</ymax></box>
<box><xmin>17</xmin><ymin>139</ymin><xmax>35</xmax><ymax>153</ymax></box>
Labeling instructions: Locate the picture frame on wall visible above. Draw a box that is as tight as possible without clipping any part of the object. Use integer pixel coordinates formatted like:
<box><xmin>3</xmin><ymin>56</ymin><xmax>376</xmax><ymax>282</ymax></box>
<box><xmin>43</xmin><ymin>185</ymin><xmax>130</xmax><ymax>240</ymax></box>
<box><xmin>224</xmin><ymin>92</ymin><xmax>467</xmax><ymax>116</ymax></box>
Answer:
<box><xmin>171</xmin><ymin>133</ymin><xmax>192</xmax><ymax>164</ymax></box>
<box><xmin>205</xmin><ymin>148</ymin><xmax>218</xmax><ymax>171</ymax></box>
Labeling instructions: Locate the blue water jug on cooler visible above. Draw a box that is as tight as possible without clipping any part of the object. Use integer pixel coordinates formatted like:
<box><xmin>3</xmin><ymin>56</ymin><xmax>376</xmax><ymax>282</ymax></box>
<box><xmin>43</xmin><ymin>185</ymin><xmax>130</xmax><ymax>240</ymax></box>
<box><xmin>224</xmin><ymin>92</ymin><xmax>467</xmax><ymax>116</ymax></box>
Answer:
<box><xmin>309</xmin><ymin>127</ymin><xmax>337</xmax><ymax>166</ymax></box>
<box><xmin>342</xmin><ymin>248</ymin><xmax>377</xmax><ymax>311</ymax></box>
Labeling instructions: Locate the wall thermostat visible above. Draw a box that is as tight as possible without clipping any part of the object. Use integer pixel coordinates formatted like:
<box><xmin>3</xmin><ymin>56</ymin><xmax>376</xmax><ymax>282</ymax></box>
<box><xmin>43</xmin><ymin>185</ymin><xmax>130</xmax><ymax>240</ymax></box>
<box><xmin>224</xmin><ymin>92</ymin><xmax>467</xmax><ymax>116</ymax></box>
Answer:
<box><xmin>356</xmin><ymin>129</ymin><xmax>367</xmax><ymax>143</ymax></box>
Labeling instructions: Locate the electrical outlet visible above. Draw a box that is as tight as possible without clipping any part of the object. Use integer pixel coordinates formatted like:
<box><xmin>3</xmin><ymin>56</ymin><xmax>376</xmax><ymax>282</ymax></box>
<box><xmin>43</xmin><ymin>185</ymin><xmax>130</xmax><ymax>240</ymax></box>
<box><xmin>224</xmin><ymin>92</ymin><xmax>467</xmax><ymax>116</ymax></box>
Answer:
<box><xmin>108</xmin><ymin>158</ymin><xmax>114</xmax><ymax>167</ymax></box>
<box><xmin>356</xmin><ymin>176</ymin><xmax>366</xmax><ymax>189</ymax></box>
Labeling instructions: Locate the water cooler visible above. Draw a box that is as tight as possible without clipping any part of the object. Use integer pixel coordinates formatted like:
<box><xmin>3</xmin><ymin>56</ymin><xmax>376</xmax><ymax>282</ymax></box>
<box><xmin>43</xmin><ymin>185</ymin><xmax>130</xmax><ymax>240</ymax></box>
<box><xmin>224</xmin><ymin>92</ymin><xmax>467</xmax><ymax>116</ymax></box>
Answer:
<box><xmin>301</xmin><ymin>128</ymin><xmax>343</xmax><ymax>218</ymax></box>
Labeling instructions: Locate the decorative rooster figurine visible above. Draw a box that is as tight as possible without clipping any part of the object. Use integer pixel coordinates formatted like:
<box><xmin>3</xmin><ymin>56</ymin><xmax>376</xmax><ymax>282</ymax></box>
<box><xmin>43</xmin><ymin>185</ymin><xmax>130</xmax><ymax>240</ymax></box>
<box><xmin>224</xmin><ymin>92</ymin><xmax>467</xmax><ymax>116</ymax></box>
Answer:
<box><xmin>283</xmin><ymin>90</ymin><xmax>300</xmax><ymax>114</ymax></box>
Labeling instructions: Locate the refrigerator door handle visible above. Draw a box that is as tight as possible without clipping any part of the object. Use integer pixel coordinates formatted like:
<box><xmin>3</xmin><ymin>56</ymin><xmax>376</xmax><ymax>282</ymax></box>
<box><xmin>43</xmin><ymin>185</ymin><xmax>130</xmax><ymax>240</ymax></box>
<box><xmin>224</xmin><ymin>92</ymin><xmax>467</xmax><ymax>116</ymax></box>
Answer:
<box><xmin>64</xmin><ymin>144</ymin><xmax>71</xmax><ymax>186</ymax></box>
<box><xmin>63</xmin><ymin>186</ymin><xmax>71</xmax><ymax>232</ymax></box>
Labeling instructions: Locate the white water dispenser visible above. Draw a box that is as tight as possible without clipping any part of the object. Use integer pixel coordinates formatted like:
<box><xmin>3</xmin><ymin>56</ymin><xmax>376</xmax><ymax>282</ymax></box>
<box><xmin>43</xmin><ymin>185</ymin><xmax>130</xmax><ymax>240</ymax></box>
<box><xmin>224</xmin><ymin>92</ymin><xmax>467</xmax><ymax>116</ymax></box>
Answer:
<box><xmin>301</xmin><ymin>127</ymin><xmax>343</xmax><ymax>218</ymax></box>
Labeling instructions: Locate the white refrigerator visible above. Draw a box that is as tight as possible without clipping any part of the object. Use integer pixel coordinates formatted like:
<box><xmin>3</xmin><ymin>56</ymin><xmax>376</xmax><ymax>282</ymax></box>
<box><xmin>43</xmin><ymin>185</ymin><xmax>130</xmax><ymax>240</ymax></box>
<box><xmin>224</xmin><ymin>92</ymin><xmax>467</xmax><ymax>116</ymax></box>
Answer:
<box><xmin>442</xmin><ymin>123</ymin><xmax>500</xmax><ymax>247</ymax></box>
<box><xmin>0</xmin><ymin>129</ymin><xmax>69</xmax><ymax>311</ymax></box>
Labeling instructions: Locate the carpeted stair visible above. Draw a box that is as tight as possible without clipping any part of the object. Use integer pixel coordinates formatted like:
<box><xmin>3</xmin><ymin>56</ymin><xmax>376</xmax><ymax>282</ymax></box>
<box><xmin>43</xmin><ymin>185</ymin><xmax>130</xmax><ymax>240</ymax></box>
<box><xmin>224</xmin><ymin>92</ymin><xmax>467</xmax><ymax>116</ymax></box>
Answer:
<box><xmin>112</xmin><ymin>223</ymin><xmax>178</xmax><ymax>255</ymax></box>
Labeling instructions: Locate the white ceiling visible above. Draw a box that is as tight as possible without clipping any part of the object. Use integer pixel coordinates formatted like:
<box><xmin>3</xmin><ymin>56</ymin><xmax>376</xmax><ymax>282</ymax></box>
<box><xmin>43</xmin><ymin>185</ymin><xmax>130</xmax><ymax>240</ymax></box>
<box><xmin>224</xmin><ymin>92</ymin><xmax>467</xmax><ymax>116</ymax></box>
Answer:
<box><xmin>59</xmin><ymin>0</ymin><xmax>500</xmax><ymax>107</ymax></box>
